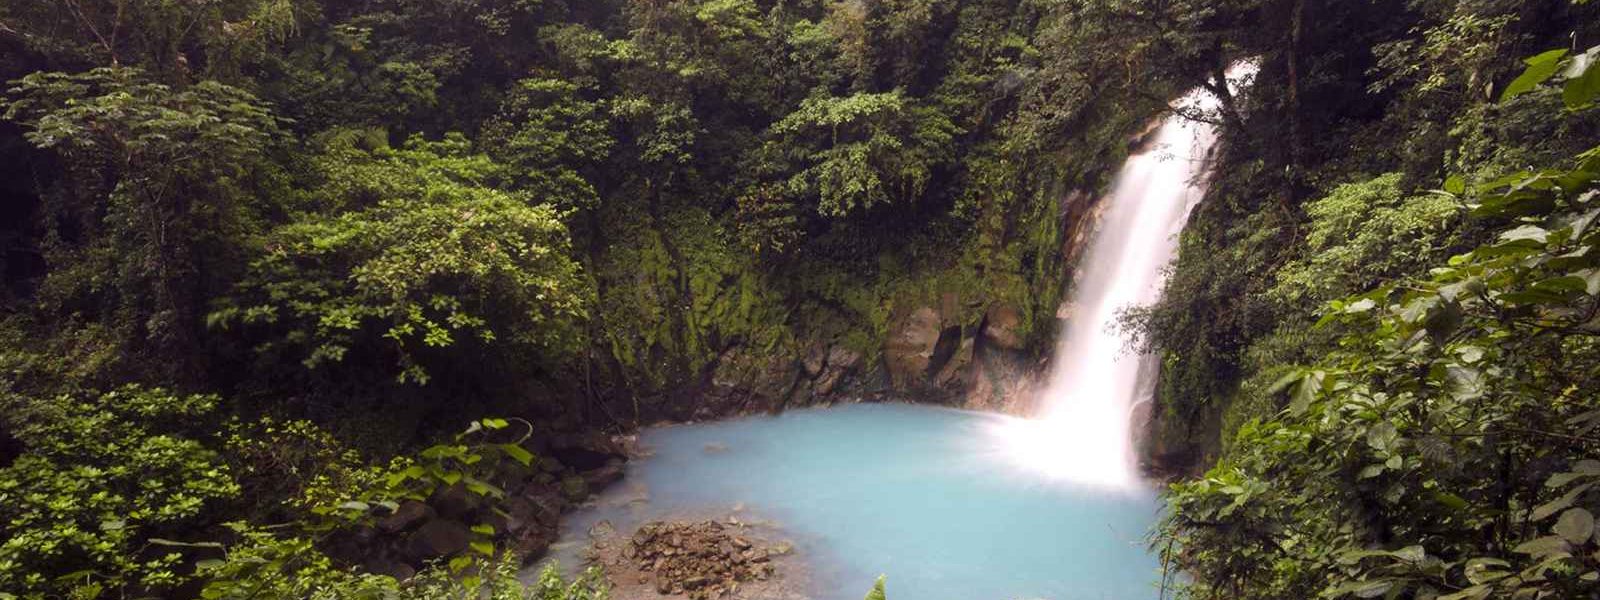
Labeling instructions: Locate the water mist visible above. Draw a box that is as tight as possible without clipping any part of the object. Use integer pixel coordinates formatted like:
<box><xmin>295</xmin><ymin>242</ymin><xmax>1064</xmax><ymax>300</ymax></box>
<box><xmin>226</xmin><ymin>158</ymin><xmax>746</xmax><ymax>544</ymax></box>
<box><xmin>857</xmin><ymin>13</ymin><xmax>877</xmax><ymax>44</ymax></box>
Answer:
<box><xmin>995</xmin><ymin>64</ymin><xmax>1257</xmax><ymax>488</ymax></box>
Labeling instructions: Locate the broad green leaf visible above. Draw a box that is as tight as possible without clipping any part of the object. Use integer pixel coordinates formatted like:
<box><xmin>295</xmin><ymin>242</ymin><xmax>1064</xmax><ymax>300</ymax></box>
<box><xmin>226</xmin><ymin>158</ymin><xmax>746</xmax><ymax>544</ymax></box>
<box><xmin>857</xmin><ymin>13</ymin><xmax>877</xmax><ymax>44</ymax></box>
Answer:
<box><xmin>1268</xmin><ymin>369</ymin><xmax>1305</xmax><ymax>394</ymax></box>
<box><xmin>462</xmin><ymin>476</ymin><xmax>505</xmax><ymax>498</ymax></box>
<box><xmin>1555</xmin><ymin>508</ymin><xmax>1595</xmax><ymax>544</ymax></box>
<box><xmin>1497</xmin><ymin>224</ymin><xmax>1550</xmax><ymax>245</ymax></box>
<box><xmin>1502</xmin><ymin>49</ymin><xmax>1569</xmax><ymax>102</ymax></box>
<box><xmin>1393</xmin><ymin>545</ymin><xmax>1425</xmax><ymax>562</ymax></box>
<box><xmin>470</xmin><ymin>539</ymin><xmax>495</xmax><ymax>556</ymax></box>
<box><xmin>1533</xmin><ymin>494</ymin><xmax>1575</xmax><ymax>521</ymax></box>
<box><xmin>1563</xmin><ymin>46</ymin><xmax>1600</xmax><ymax>108</ymax></box>
<box><xmin>147</xmin><ymin>538</ymin><xmax>226</xmax><ymax>549</ymax></box>
<box><xmin>500</xmin><ymin>443</ymin><xmax>535</xmax><ymax>466</ymax></box>
<box><xmin>1437</xmin><ymin>584</ymin><xmax>1492</xmax><ymax>600</ymax></box>
<box><xmin>1513</xmin><ymin>535</ymin><xmax>1570</xmax><ymax>556</ymax></box>
<box><xmin>1464</xmin><ymin>557</ymin><xmax>1511</xmax><ymax>585</ymax></box>
<box><xmin>1344</xmin><ymin>298</ymin><xmax>1376</xmax><ymax>313</ymax></box>
<box><xmin>1367</xmin><ymin>422</ymin><xmax>1398</xmax><ymax>452</ymax></box>
<box><xmin>1291</xmin><ymin>371</ymin><xmax>1326</xmax><ymax>416</ymax></box>
<box><xmin>1435</xmin><ymin>492</ymin><xmax>1469</xmax><ymax>511</ymax></box>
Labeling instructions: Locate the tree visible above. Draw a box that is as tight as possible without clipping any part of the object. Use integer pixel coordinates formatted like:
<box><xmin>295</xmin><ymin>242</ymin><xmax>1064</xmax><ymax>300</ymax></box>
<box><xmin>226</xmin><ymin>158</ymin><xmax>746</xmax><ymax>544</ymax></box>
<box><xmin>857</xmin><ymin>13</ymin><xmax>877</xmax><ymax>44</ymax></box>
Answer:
<box><xmin>213</xmin><ymin>134</ymin><xmax>589</xmax><ymax>385</ymax></box>
<box><xmin>1156</xmin><ymin>47</ymin><xmax>1600</xmax><ymax>600</ymax></box>
<box><xmin>480</xmin><ymin>77</ymin><xmax>614</xmax><ymax>212</ymax></box>
<box><xmin>760</xmin><ymin>90</ymin><xmax>956</xmax><ymax>217</ymax></box>
<box><xmin>0</xmin><ymin>0</ymin><xmax>299</xmax><ymax>78</ymax></box>
<box><xmin>2</xmin><ymin>68</ymin><xmax>277</xmax><ymax>383</ymax></box>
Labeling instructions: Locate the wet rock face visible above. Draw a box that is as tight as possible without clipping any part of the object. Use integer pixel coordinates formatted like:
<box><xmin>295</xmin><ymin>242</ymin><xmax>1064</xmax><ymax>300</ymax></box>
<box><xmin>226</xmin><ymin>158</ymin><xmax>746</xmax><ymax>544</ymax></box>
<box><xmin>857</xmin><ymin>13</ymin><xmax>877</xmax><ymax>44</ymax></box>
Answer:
<box><xmin>406</xmin><ymin>518</ymin><xmax>470</xmax><ymax>559</ymax></box>
<box><xmin>884</xmin><ymin>306</ymin><xmax>943</xmax><ymax>387</ymax></box>
<box><xmin>981</xmin><ymin>304</ymin><xmax>1025</xmax><ymax>351</ymax></box>
<box><xmin>626</xmin><ymin>521</ymin><xmax>780</xmax><ymax>600</ymax></box>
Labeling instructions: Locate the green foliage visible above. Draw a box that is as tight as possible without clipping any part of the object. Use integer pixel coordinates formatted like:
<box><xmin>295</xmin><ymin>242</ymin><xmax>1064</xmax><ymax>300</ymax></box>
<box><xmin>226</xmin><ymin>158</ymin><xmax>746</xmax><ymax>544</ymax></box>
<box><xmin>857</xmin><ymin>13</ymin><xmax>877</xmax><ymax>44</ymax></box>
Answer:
<box><xmin>194</xmin><ymin>530</ymin><xmax>608</xmax><ymax>600</ymax></box>
<box><xmin>222</xmin><ymin>415</ymin><xmax>394</xmax><ymax>517</ymax></box>
<box><xmin>1270</xmin><ymin>173</ymin><xmax>1466</xmax><ymax>310</ymax></box>
<box><xmin>864</xmin><ymin>575</ymin><xmax>889</xmax><ymax>600</ymax></box>
<box><xmin>191</xmin><ymin>415</ymin><xmax>575</xmax><ymax>600</ymax></box>
<box><xmin>359</xmin><ymin>417</ymin><xmax>535</xmax><ymax>513</ymax></box>
<box><xmin>214</xmin><ymin>135</ymin><xmax>589</xmax><ymax>384</ymax></box>
<box><xmin>2</xmin><ymin>68</ymin><xmax>278</xmax><ymax>381</ymax></box>
<box><xmin>0</xmin><ymin>0</ymin><xmax>299</xmax><ymax>77</ymax></box>
<box><xmin>594</xmin><ymin>204</ymin><xmax>791</xmax><ymax>391</ymax></box>
<box><xmin>0</xmin><ymin>386</ymin><xmax>239</xmax><ymax>598</ymax></box>
<box><xmin>26</xmin><ymin>2</ymin><xmax>1598</xmax><ymax>598</ymax></box>
<box><xmin>762</xmin><ymin>91</ymin><xmax>957</xmax><ymax>217</ymax></box>
<box><xmin>191</xmin><ymin>527</ymin><xmax>396</xmax><ymax>600</ymax></box>
<box><xmin>481</xmin><ymin>77</ymin><xmax>614</xmax><ymax>211</ymax></box>
<box><xmin>1158</xmin><ymin>51</ymin><xmax>1600</xmax><ymax>600</ymax></box>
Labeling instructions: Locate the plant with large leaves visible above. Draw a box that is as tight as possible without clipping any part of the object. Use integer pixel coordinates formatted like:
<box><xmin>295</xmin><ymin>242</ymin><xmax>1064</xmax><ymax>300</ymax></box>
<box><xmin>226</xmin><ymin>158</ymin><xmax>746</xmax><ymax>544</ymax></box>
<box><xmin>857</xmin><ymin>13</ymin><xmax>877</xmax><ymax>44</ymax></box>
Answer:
<box><xmin>1157</xmin><ymin>45</ymin><xmax>1600</xmax><ymax>600</ymax></box>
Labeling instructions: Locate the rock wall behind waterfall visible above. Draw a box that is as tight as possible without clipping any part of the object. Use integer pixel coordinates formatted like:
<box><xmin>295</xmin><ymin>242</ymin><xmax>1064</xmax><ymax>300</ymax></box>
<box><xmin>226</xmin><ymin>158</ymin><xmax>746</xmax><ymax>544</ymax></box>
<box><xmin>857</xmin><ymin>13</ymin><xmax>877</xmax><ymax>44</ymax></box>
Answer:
<box><xmin>622</xmin><ymin>184</ymin><xmax>1117</xmax><ymax>422</ymax></box>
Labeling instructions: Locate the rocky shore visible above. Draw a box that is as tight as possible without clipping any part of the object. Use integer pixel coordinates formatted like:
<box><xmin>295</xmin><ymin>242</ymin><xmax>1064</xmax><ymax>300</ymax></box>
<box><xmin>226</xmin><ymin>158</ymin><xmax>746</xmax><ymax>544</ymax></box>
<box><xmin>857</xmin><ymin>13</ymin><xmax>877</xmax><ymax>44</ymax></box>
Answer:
<box><xmin>572</xmin><ymin>516</ymin><xmax>808</xmax><ymax>600</ymax></box>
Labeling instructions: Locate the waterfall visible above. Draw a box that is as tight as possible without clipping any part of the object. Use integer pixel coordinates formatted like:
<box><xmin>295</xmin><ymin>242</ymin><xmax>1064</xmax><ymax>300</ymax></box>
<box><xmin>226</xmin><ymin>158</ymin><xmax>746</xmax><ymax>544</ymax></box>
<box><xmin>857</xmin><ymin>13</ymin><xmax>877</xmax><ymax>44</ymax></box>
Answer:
<box><xmin>992</xmin><ymin>64</ymin><xmax>1256</xmax><ymax>488</ymax></box>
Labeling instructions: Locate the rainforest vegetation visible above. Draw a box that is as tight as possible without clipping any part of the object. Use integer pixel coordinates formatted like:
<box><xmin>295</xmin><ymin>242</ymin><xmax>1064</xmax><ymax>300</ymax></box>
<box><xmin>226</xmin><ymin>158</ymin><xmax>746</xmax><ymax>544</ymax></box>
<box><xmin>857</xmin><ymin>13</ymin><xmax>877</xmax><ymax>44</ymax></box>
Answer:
<box><xmin>0</xmin><ymin>0</ymin><xmax>1598</xmax><ymax>598</ymax></box>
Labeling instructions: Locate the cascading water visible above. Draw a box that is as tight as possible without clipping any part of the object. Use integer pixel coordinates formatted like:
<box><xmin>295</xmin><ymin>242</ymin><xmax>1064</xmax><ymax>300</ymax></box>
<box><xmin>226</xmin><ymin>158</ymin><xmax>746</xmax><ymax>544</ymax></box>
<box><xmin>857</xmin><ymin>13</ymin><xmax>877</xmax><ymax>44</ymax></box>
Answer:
<box><xmin>995</xmin><ymin>64</ymin><xmax>1256</xmax><ymax>488</ymax></box>
<box><xmin>542</xmin><ymin>66</ymin><xmax>1258</xmax><ymax>600</ymax></box>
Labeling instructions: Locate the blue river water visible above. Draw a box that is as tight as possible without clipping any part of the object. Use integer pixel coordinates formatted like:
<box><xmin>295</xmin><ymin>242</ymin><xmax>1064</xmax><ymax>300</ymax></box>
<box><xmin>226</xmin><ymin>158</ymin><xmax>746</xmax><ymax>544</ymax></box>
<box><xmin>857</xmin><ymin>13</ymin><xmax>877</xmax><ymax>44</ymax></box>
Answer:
<box><xmin>549</xmin><ymin>403</ymin><xmax>1166</xmax><ymax>600</ymax></box>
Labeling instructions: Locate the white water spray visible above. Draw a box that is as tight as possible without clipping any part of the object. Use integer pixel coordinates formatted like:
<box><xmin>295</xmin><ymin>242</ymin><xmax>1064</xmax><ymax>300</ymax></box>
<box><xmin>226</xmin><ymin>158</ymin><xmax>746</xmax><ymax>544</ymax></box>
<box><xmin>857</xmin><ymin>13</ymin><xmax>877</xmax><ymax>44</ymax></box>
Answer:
<box><xmin>994</xmin><ymin>64</ymin><xmax>1257</xmax><ymax>488</ymax></box>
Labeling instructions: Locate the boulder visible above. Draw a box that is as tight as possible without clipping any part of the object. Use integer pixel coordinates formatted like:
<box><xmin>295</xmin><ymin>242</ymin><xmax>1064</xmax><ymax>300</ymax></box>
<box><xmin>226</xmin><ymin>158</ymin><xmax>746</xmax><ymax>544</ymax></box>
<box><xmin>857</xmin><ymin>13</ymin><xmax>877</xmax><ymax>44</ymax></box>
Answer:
<box><xmin>560</xmin><ymin>475</ymin><xmax>590</xmax><ymax>502</ymax></box>
<box><xmin>982</xmin><ymin>303</ymin><xmax>1025</xmax><ymax>351</ymax></box>
<box><xmin>547</xmin><ymin>431</ymin><xmax>626</xmax><ymax>471</ymax></box>
<box><xmin>801</xmin><ymin>342</ymin><xmax>827</xmax><ymax>378</ymax></box>
<box><xmin>935</xmin><ymin>336</ymin><xmax>975</xmax><ymax>388</ymax></box>
<box><xmin>582</xmin><ymin>460</ymin><xmax>626</xmax><ymax>492</ymax></box>
<box><xmin>884</xmin><ymin>306</ymin><xmax>942</xmax><ymax>387</ymax></box>
<box><xmin>815</xmin><ymin>346</ymin><xmax>862</xmax><ymax>396</ymax></box>
<box><xmin>406</xmin><ymin>519</ymin><xmax>470</xmax><ymax>559</ymax></box>
<box><xmin>939</xmin><ymin>292</ymin><xmax>961</xmax><ymax>327</ymax></box>
<box><xmin>364</xmin><ymin>558</ymin><xmax>416</xmax><ymax>582</ymax></box>
<box><xmin>377</xmin><ymin>500</ymin><xmax>434</xmax><ymax>533</ymax></box>
<box><xmin>706</xmin><ymin>346</ymin><xmax>801</xmax><ymax>414</ymax></box>
<box><xmin>429</xmin><ymin>483</ymin><xmax>480</xmax><ymax>519</ymax></box>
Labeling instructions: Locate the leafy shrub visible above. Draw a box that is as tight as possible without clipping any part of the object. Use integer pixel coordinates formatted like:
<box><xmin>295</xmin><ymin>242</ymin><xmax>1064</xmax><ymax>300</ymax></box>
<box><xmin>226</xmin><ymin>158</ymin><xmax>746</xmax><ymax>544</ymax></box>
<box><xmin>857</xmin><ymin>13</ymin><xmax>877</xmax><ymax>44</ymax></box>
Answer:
<box><xmin>1158</xmin><ymin>49</ymin><xmax>1600</xmax><ymax>600</ymax></box>
<box><xmin>213</xmin><ymin>135</ymin><xmax>590</xmax><ymax>384</ymax></box>
<box><xmin>2</xmin><ymin>68</ymin><xmax>278</xmax><ymax>382</ymax></box>
<box><xmin>1270</xmin><ymin>173</ymin><xmax>1465</xmax><ymax>310</ymax></box>
<box><xmin>761</xmin><ymin>91</ymin><xmax>957</xmax><ymax>217</ymax></box>
<box><xmin>194</xmin><ymin>527</ymin><xmax>608</xmax><ymax>600</ymax></box>
<box><xmin>0</xmin><ymin>386</ymin><xmax>239</xmax><ymax>598</ymax></box>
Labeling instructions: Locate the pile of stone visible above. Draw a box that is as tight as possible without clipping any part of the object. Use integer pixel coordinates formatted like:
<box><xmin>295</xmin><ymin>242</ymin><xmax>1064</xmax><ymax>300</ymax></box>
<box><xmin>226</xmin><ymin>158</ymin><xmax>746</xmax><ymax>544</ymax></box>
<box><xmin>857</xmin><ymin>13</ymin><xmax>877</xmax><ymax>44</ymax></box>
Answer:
<box><xmin>624</xmin><ymin>520</ymin><xmax>780</xmax><ymax>599</ymax></box>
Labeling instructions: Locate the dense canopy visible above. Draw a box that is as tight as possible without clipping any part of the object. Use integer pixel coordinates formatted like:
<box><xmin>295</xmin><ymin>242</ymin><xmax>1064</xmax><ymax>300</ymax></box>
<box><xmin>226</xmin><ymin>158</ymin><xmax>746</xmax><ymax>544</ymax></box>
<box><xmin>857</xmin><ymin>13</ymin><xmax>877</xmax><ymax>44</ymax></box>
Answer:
<box><xmin>0</xmin><ymin>0</ymin><xmax>1597</xmax><ymax>599</ymax></box>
